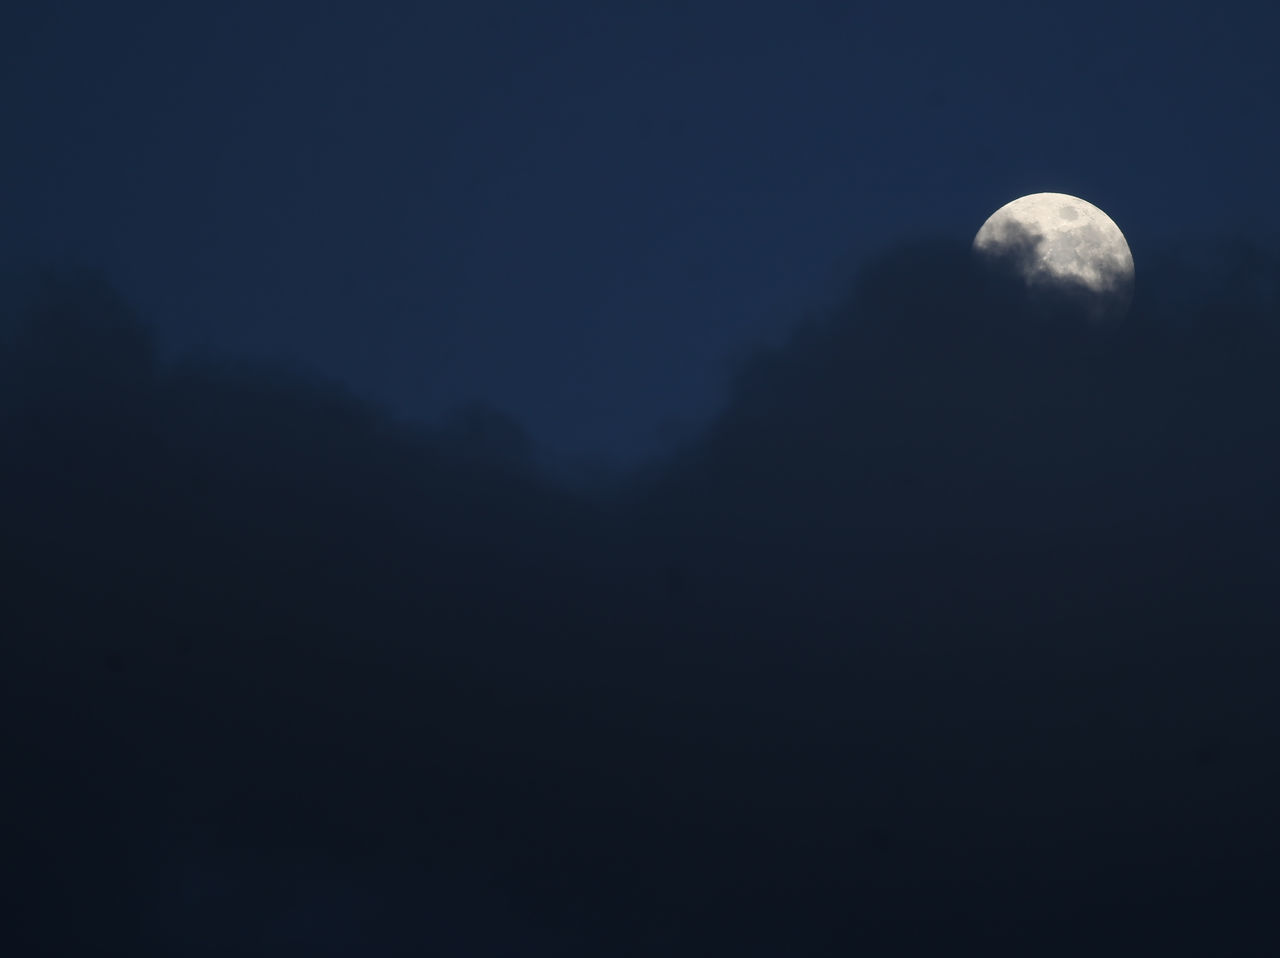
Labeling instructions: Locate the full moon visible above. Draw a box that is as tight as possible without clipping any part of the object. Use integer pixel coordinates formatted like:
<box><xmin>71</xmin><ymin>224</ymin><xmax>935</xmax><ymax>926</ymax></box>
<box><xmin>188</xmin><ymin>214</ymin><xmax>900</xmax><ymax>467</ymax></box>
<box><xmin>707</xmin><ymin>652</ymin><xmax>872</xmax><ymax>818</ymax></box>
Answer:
<box><xmin>972</xmin><ymin>192</ymin><xmax>1135</xmax><ymax>323</ymax></box>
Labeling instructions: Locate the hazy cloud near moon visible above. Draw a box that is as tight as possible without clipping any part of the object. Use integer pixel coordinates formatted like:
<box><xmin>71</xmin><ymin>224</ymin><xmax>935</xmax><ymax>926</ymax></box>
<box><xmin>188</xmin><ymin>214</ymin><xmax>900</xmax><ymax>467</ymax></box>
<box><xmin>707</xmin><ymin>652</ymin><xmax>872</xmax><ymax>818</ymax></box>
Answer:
<box><xmin>4</xmin><ymin>235</ymin><xmax>1280</xmax><ymax>954</ymax></box>
<box><xmin>975</xmin><ymin>221</ymin><xmax>1134</xmax><ymax>324</ymax></box>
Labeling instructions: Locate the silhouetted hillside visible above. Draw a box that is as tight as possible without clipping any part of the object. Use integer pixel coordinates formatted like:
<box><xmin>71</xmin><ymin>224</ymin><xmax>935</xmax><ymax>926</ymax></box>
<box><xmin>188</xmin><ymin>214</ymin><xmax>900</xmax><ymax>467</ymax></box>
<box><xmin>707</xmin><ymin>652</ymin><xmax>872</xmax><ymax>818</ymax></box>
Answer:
<box><xmin>3</xmin><ymin>240</ymin><xmax>1280</xmax><ymax>954</ymax></box>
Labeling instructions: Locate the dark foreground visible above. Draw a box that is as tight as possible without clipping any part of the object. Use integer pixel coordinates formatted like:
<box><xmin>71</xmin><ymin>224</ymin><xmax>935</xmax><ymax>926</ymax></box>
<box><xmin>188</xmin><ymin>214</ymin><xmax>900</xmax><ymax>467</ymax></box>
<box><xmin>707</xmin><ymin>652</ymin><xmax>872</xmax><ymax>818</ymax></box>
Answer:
<box><xmin>4</xmin><ymin>245</ymin><xmax>1279</xmax><ymax>954</ymax></box>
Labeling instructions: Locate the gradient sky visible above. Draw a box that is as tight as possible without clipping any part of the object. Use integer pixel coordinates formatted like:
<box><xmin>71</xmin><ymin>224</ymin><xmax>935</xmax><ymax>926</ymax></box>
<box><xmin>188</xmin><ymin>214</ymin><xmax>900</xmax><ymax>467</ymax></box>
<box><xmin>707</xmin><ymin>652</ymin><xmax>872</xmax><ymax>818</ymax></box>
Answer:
<box><xmin>4</xmin><ymin>0</ymin><xmax>1277</xmax><ymax>469</ymax></box>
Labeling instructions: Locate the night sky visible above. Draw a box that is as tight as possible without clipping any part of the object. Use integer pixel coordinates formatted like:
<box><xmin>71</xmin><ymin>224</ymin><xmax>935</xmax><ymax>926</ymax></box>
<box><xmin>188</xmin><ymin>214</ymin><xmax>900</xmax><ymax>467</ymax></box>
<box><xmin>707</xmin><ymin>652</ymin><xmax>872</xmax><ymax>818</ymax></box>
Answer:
<box><xmin>5</xmin><ymin>1</ymin><xmax>1280</xmax><ymax>954</ymax></box>
<box><xmin>6</xmin><ymin>0</ymin><xmax>1277</xmax><ymax>470</ymax></box>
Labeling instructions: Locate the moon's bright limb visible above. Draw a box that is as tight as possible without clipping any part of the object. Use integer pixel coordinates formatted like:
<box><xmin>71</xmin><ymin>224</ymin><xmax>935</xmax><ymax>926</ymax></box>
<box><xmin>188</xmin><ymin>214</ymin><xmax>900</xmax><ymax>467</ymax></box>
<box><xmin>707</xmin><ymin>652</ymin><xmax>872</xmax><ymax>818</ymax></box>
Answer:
<box><xmin>973</xmin><ymin>193</ymin><xmax>1135</xmax><ymax>323</ymax></box>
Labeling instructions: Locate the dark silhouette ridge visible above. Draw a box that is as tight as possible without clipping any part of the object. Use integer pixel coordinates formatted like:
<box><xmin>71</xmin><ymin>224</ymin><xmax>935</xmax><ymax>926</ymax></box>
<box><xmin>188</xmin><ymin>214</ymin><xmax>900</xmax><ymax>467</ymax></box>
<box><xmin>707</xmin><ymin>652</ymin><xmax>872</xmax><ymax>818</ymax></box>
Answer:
<box><xmin>3</xmin><ymin>238</ymin><xmax>1280</xmax><ymax>954</ymax></box>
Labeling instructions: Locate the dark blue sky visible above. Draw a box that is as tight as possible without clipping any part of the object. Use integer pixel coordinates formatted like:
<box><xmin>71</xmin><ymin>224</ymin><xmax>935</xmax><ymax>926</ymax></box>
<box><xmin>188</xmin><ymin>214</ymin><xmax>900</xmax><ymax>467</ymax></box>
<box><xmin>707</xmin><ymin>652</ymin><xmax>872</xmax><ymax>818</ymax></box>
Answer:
<box><xmin>4</xmin><ymin>0</ymin><xmax>1276</xmax><ymax>469</ymax></box>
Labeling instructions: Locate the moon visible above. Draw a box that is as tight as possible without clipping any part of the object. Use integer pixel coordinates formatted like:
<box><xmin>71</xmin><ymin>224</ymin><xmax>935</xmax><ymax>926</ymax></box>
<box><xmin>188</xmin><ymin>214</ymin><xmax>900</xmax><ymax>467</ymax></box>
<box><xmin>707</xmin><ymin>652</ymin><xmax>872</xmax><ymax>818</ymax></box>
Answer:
<box><xmin>973</xmin><ymin>192</ymin><xmax>1135</xmax><ymax>323</ymax></box>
